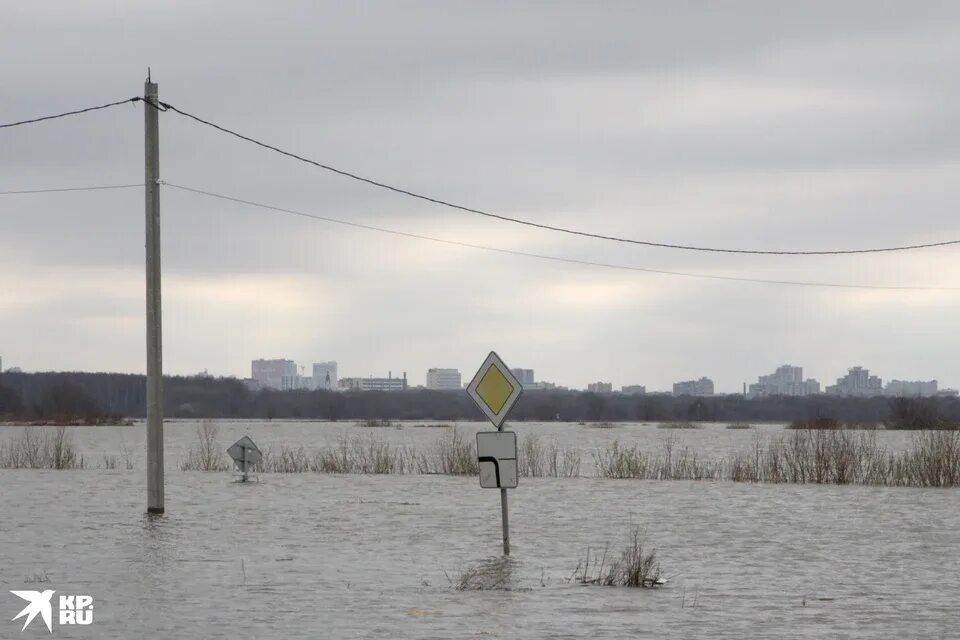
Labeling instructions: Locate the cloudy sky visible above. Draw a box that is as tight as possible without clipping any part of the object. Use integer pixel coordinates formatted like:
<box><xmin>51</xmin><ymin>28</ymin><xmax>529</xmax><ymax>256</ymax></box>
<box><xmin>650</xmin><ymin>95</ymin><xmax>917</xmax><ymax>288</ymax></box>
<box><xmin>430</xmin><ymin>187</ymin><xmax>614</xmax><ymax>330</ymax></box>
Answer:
<box><xmin>2</xmin><ymin>1</ymin><xmax>960</xmax><ymax>392</ymax></box>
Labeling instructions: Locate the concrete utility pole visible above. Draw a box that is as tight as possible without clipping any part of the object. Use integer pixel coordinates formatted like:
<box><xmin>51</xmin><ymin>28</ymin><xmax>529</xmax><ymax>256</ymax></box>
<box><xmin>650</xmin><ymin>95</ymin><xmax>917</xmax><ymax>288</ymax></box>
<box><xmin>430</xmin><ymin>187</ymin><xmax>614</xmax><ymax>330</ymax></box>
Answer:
<box><xmin>144</xmin><ymin>73</ymin><xmax>164</xmax><ymax>514</ymax></box>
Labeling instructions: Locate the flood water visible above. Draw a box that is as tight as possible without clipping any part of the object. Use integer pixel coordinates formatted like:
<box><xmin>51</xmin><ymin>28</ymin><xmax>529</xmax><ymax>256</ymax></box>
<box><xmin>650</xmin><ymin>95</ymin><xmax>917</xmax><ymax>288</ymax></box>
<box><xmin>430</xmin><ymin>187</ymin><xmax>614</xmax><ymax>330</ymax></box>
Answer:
<box><xmin>1</xmin><ymin>421</ymin><xmax>957</xmax><ymax>638</ymax></box>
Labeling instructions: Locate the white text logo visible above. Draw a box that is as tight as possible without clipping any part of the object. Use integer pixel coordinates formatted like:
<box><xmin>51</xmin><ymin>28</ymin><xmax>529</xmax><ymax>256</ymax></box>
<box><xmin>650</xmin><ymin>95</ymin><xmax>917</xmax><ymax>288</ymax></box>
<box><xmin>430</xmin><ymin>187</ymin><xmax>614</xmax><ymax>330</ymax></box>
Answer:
<box><xmin>10</xmin><ymin>591</ymin><xmax>94</xmax><ymax>632</ymax></box>
<box><xmin>58</xmin><ymin>595</ymin><xmax>94</xmax><ymax>626</ymax></box>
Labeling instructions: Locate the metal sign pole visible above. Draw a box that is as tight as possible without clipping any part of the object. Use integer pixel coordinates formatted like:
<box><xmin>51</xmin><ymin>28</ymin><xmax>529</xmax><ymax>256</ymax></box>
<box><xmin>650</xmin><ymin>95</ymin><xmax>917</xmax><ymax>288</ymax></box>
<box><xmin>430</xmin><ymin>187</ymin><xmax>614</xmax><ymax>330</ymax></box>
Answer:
<box><xmin>499</xmin><ymin>422</ymin><xmax>510</xmax><ymax>556</ymax></box>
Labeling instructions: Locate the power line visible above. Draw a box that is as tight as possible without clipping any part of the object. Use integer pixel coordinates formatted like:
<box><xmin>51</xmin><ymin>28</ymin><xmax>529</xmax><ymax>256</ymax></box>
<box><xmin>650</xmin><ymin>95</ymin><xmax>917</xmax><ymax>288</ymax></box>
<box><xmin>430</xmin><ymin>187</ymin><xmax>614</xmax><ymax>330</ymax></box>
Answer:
<box><xmin>161</xmin><ymin>181</ymin><xmax>960</xmax><ymax>292</ymax></box>
<box><xmin>0</xmin><ymin>184</ymin><xmax>143</xmax><ymax>195</ymax></box>
<box><xmin>158</xmin><ymin>100</ymin><xmax>960</xmax><ymax>257</ymax></box>
<box><xmin>0</xmin><ymin>97</ymin><xmax>141</xmax><ymax>129</ymax></box>
<box><xmin>5</xmin><ymin>96</ymin><xmax>957</xmax><ymax>257</ymax></box>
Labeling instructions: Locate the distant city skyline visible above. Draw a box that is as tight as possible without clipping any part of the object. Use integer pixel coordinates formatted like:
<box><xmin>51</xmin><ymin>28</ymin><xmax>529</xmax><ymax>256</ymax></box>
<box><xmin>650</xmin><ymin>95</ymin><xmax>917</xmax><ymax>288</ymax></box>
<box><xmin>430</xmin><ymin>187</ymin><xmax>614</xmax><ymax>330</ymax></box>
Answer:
<box><xmin>4</xmin><ymin>350</ymin><xmax>960</xmax><ymax>395</ymax></box>
<box><xmin>201</xmin><ymin>354</ymin><xmax>959</xmax><ymax>396</ymax></box>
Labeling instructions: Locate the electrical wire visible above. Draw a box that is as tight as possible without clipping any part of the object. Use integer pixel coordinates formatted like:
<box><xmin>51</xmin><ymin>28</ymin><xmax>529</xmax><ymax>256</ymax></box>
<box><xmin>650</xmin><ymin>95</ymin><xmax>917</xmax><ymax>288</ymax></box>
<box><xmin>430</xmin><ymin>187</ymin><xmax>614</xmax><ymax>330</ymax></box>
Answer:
<box><xmin>0</xmin><ymin>184</ymin><xmax>143</xmax><ymax>195</ymax></box>
<box><xmin>5</xmin><ymin>96</ymin><xmax>957</xmax><ymax>257</ymax></box>
<box><xmin>161</xmin><ymin>181</ymin><xmax>960</xmax><ymax>292</ymax></box>
<box><xmin>158</xmin><ymin>100</ymin><xmax>960</xmax><ymax>257</ymax></box>
<box><xmin>0</xmin><ymin>97</ymin><xmax>141</xmax><ymax>129</ymax></box>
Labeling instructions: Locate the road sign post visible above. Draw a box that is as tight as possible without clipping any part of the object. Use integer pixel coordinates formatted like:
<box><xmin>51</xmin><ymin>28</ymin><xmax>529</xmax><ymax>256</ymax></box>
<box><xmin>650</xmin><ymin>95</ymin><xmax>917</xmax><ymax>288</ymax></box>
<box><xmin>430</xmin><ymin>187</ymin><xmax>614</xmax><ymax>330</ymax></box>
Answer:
<box><xmin>466</xmin><ymin>351</ymin><xmax>523</xmax><ymax>556</ymax></box>
<box><xmin>227</xmin><ymin>436</ymin><xmax>263</xmax><ymax>482</ymax></box>
<box><xmin>500</xmin><ymin>485</ymin><xmax>510</xmax><ymax>556</ymax></box>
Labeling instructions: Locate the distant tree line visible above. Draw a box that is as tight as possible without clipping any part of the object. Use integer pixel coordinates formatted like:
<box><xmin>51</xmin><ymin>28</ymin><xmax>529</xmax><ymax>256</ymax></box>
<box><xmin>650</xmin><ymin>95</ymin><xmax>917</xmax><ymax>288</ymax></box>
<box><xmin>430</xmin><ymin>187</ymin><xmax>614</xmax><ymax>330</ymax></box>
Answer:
<box><xmin>0</xmin><ymin>371</ymin><xmax>957</xmax><ymax>427</ymax></box>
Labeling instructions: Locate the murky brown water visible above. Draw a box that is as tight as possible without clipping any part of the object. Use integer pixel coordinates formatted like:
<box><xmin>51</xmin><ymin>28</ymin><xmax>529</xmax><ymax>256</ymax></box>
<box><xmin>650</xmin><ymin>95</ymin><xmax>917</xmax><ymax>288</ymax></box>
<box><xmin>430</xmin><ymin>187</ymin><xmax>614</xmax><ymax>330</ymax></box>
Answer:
<box><xmin>1</xmin><ymin>422</ymin><xmax>957</xmax><ymax>638</ymax></box>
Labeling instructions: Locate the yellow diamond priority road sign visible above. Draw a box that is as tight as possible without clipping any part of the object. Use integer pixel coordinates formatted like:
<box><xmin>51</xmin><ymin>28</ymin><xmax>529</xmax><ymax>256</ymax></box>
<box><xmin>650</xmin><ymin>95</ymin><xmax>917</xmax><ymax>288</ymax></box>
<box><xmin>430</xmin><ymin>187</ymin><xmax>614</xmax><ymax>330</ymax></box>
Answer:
<box><xmin>466</xmin><ymin>351</ymin><xmax>523</xmax><ymax>428</ymax></box>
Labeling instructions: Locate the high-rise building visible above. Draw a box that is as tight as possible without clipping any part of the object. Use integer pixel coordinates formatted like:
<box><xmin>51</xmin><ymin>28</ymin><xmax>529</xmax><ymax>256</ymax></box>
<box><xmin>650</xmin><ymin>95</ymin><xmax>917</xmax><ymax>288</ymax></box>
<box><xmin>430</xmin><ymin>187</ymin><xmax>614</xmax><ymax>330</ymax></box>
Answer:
<box><xmin>251</xmin><ymin>359</ymin><xmax>297</xmax><ymax>390</ymax></box>
<box><xmin>884</xmin><ymin>380</ymin><xmax>938</xmax><ymax>397</ymax></box>
<box><xmin>587</xmin><ymin>382</ymin><xmax>613</xmax><ymax>393</ymax></box>
<box><xmin>825</xmin><ymin>366</ymin><xmax>883</xmax><ymax>396</ymax></box>
<box><xmin>748</xmin><ymin>365</ymin><xmax>819</xmax><ymax>397</ymax></box>
<box><xmin>673</xmin><ymin>377</ymin><xmax>714</xmax><ymax>396</ymax></box>
<box><xmin>281</xmin><ymin>374</ymin><xmax>309</xmax><ymax>391</ymax></box>
<box><xmin>802</xmin><ymin>379</ymin><xmax>821</xmax><ymax>395</ymax></box>
<box><xmin>426</xmin><ymin>368</ymin><xmax>462</xmax><ymax>390</ymax></box>
<box><xmin>621</xmin><ymin>385</ymin><xmax>646</xmax><ymax>395</ymax></box>
<box><xmin>338</xmin><ymin>372</ymin><xmax>408</xmax><ymax>392</ymax></box>
<box><xmin>510</xmin><ymin>368</ymin><xmax>535</xmax><ymax>386</ymax></box>
<box><xmin>523</xmin><ymin>381</ymin><xmax>564</xmax><ymax>391</ymax></box>
<box><xmin>312</xmin><ymin>362</ymin><xmax>338</xmax><ymax>391</ymax></box>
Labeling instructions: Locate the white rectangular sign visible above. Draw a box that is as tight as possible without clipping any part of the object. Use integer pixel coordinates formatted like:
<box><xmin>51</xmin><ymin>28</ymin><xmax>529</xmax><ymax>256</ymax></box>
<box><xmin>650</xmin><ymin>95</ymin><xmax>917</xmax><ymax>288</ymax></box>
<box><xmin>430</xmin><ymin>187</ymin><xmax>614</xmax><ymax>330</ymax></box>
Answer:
<box><xmin>476</xmin><ymin>431</ymin><xmax>518</xmax><ymax>489</ymax></box>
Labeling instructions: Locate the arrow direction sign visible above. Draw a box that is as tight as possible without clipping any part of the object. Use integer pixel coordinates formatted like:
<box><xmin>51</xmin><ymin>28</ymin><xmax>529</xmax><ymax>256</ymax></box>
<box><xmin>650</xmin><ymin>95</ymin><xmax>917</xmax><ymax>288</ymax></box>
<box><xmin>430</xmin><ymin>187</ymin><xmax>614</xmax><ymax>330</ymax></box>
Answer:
<box><xmin>466</xmin><ymin>351</ymin><xmax>523</xmax><ymax>429</ymax></box>
<box><xmin>477</xmin><ymin>431</ymin><xmax>518</xmax><ymax>489</ymax></box>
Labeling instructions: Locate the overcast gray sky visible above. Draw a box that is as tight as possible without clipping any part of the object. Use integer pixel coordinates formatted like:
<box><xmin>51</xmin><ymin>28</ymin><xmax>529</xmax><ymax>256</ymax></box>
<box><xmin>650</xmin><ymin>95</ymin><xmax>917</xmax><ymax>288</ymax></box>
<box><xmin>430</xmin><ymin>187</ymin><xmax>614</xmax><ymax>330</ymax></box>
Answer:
<box><xmin>2</xmin><ymin>1</ymin><xmax>960</xmax><ymax>391</ymax></box>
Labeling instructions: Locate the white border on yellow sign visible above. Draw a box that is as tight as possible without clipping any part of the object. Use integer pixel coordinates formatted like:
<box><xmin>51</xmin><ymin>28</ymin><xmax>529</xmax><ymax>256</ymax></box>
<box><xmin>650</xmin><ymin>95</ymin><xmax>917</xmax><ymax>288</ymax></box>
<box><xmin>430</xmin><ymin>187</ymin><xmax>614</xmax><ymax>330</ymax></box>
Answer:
<box><xmin>466</xmin><ymin>351</ymin><xmax>524</xmax><ymax>428</ymax></box>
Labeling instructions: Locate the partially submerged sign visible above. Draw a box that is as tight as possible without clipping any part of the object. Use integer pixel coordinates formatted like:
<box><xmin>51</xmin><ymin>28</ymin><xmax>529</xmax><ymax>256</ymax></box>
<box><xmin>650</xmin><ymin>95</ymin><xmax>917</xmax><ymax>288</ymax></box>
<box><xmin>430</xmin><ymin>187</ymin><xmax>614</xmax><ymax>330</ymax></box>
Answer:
<box><xmin>466</xmin><ymin>351</ymin><xmax>523</xmax><ymax>428</ymax></box>
<box><xmin>227</xmin><ymin>436</ymin><xmax>262</xmax><ymax>473</ymax></box>
<box><xmin>477</xmin><ymin>431</ymin><xmax>518</xmax><ymax>489</ymax></box>
<box><xmin>466</xmin><ymin>350</ymin><xmax>522</xmax><ymax>556</ymax></box>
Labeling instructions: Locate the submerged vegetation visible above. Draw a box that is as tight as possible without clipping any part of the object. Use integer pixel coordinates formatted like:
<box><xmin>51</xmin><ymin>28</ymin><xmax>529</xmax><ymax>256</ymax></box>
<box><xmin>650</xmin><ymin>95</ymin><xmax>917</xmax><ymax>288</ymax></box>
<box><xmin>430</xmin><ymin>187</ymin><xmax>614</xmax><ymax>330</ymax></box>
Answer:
<box><xmin>0</xmin><ymin>426</ymin><xmax>83</xmax><ymax>469</ymax></box>
<box><xmin>356</xmin><ymin>418</ymin><xmax>394</xmax><ymax>428</ymax></box>
<box><xmin>594</xmin><ymin>430</ymin><xmax>960</xmax><ymax>487</ymax></box>
<box><xmin>5</xmin><ymin>421</ymin><xmax>958</xmax><ymax>487</ymax></box>
<box><xmin>656</xmin><ymin>421</ymin><xmax>701</xmax><ymax>430</ymax></box>
<box><xmin>518</xmin><ymin>434</ymin><xmax>581</xmax><ymax>478</ymax></box>
<box><xmin>573</xmin><ymin>527</ymin><xmax>663</xmax><ymax>588</ymax></box>
<box><xmin>176</xmin><ymin>427</ymin><xmax>582</xmax><ymax>477</ymax></box>
<box><xmin>448</xmin><ymin>557</ymin><xmax>518</xmax><ymax>591</ymax></box>
<box><xmin>179</xmin><ymin>420</ymin><xmax>231</xmax><ymax>471</ymax></box>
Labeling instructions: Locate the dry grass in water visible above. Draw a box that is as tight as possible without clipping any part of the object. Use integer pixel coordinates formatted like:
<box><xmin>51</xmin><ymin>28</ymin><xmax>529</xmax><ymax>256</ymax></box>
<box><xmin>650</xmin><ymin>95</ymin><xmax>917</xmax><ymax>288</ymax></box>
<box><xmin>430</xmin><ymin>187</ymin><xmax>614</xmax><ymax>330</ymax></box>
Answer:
<box><xmin>586</xmin><ymin>421</ymin><xmax>616</xmax><ymax>429</ymax></box>
<box><xmin>894</xmin><ymin>430</ymin><xmax>960</xmax><ymax>487</ymax></box>
<box><xmin>356</xmin><ymin>418</ymin><xmax>394</xmax><ymax>428</ymax></box>
<box><xmin>252</xmin><ymin>430</ymin><xmax>580</xmax><ymax>477</ymax></box>
<box><xmin>100</xmin><ymin>442</ymin><xmax>134</xmax><ymax>471</ymax></box>
<box><xmin>178</xmin><ymin>420</ymin><xmax>231</xmax><ymax>471</ymax></box>
<box><xmin>518</xmin><ymin>434</ymin><xmax>581</xmax><ymax>478</ymax></box>
<box><xmin>595</xmin><ymin>429</ymin><xmax>960</xmax><ymax>487</ymax></box>
<box><xmin>573</xmin><ymin>527</ymin><xmax>663</xmax><ymax>588</ymax></box>
<box><xmin>254</xmin><ymin>429</ymin><xmax>476</xmax><ymax>475</ymax></box>
<box><xmin>593</xmin><ymin>436</ymin><xmax>720</xmax><ymax>480</ymax></box>
<box><xmin>789</xmin><ymin>418</ymin><xmax>883</xmax><ymax>430</ymax></box>
<box><xmin>788</xmin><ymin>417</ymin><xmax>840</xmax><ymax>430</ymax></box>
<box><xmin>845</xmin><ymin>422</ymin><xmax>883</xmax><ymax>430</ymax></box>
<box><xmin>313</xmin><ymin>435</ymin><xmax>408</xmax><ymax>474</ymax></box>
<box><xmin>410</xmin><ymin>428</ymin><xmax>478</xmax><ymax>475</ymax></box>
<box><xmin>657</xmin><ymin>421</ymin><xmax>701</xmax><ymax>430</ymax></box>
<box><xmin>448</xmin><ymin>557</ymin><xmax>517</xmax><ymax>591</ymax></box>
<box><xmin>255</xmin><ymin>435</ymin><xmax>408</xmax><ymax>474</ymax></box>
<box><xmin>0</xmin><ymin>426</ymin><xmax>83</xmax><ymax>469</ymax></box>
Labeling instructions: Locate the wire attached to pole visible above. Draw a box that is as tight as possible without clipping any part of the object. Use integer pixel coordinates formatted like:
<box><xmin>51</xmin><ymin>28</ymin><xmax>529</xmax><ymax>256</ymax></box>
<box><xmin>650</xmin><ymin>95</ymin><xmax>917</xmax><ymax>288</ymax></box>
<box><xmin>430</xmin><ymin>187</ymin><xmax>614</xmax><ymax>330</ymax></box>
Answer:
<box><xmin>160</xmin><ymin>181</ymin><xmax>960</xmax><ymax>292</ymax></box>
<box><xmin>0</xmin><ymin>97</ymin><xmax>142</xmax><ymax>129</ymax></box>
<box><xmin>0</xmin><ymin>184</ymin><xmax>143</xmax><ymax>195</ymax></box>
<box><xmin>157</xmin><ymin>100</ymin><xmax>960</xmax><ymax>257</ymax></box>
